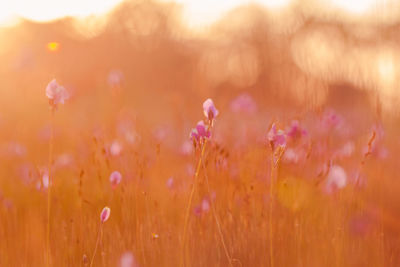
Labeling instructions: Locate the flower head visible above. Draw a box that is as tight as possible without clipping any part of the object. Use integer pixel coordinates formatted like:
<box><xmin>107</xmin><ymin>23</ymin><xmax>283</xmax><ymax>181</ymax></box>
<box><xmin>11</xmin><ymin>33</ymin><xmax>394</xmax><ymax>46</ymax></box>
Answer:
<box><xmin>286</xmin><ymin>120</ymin><xmax>307</xmax><ymax>140</ymax></box>
<box><xmin>109</xmin><ymin>171</ymin><xmax>122</xmax><ymax>189</ymax></box>
<box><xmin>46</xmin><ymin>79</ymin><xmax>69</xmax><ymax>109</ymax></box>
<box><xmin>120</xmin><ymin>251</ymin><xmax>138</xmax><ymax>267</ymax></box>
<box><xmin>230</xmin><ymin>93</ymin><xmax>257</xmax><ymax>114</ymax></box>
<box><xmin>190</xmin><ymin>120</ymin><xmax>211</xmax><ymax>143</ymax></box>
<box><xmin>267</xmin><ymin>123</ymin><xmax>286</xmax><ymax>150</ymax></box>
<box><xmin>100</xmin><ymin>206</ymin><xmax>111</xmax><ymax>223</ymax></box>
<box><xmin>324</xmin><ymin>165</ymin><xmax>347</xmax><ymax>194</ymax></box>
<box><xmin>203</xmin><ymin>98</ymin><xmax>219</xmax><ymax>121</ymax></box>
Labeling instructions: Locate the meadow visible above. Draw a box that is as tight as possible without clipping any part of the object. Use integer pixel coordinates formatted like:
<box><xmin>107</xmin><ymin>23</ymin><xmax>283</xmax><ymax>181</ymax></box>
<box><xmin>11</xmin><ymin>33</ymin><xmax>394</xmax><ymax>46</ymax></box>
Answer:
<box><xmin>0</xmin><ymin>1</ymin><xmax>400</xmax><ymax>266</ymax></box>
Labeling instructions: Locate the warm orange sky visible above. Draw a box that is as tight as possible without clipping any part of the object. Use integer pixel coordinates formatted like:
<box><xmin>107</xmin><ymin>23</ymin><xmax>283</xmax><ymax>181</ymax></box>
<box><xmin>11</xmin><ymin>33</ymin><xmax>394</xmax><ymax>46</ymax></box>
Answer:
<box><xmin>0</xmin><ymin>0</ymin><xmax>390</xmax><ymax>27</ymax></box>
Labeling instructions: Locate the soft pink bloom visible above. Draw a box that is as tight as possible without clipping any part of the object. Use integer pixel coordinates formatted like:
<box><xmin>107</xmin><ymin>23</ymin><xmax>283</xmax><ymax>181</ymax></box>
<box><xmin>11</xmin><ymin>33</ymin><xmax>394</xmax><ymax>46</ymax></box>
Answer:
<box><xmin>46</xmin><ymin>79</ymin><xmax>69</xmax><ymax>108</ymax></box>
<box><xmin>110</xmin><ymin>140</ymin><xmax>123</xmax><ymax>156</ymax></box>
<box><xmin>286</xmin><ymin>120</ymin><xmax>307</xmax><ymax>140</ymax></box>
<box><xmin>283</xmin><ymin>148</ymin><xmax>299</xmax><ymax>163</ymax></box>
<box><xmin>166</xmin><ymin>177</ymin><xmax>174</xmax><ymax>189</ymax></box>
<box><xmin>180</xmin><ymin>140</ymin><xmax>193</xmax><ymax>155</ymax></box>
<box><xmin>267</xmin><ymin>123</ymin><xmax>286</xmax><ymax>150</ymax></box>
<box><xmin>55</xmin><ymin>153</ymin><xmax>74</xmax><ymax>169</ymax></box>
<box><xmin>203</xmin><ymin>98</ymin><xmax>219</xmax><ymax>121</ymax></box>
<box><xmin>36</xmin><ymin>168</ymin><xmax>50</xmax><ymax>191</ymax></box>
<box><xmin>100</xmin><ymin>206</ymin><xmax>111</xmax><ymax>223</ymax></box>
<box><xmin>108</xmin><ymin>70</ymin><xmax>124</xmax><ymax>88</ymax></box>
<box><xmin>349</xmin><ymin>214</ymin><xmax>372</xmax><ymax>237</ymax></box>
<box><xmin>120</xmin><ymin>251</ymin><xmax>139</xmax><ymax>267</ymax></box>
<box><xmin>153</xmin><ymin>125</ymin><xmax>170</xmax><ymax>143</ymax></box>
<box><xmin>230</xmin><ymin>93</ymin><xmax>257</xmax><ymax>114</ymax></box>
<box><xmin>201</xmin><ymin>198</ymin><xmax>210</xmax><ymax>213</ymax></box>
<box><xmin>324</xmin><ymin>165</ymin><xmax>347</xmax><ymax>194</ymax></box>
<box><xmin>334</xmin><ymin>141</ymin><xmax>355</xmax><ymax>158</ymax></box>
<box><xmin>110</xmin><ymin>171</ymin><xmax>122</xmax><ymax>189</ymax></box>
<box><xmin>190</xmin><ymin>121</ymin><xmax>211</xmax><ymax>142</ymax></box>
<box><xmin>320</xmin><ymin>109</ymin><xmax>342</xmax><ymax>131</ymax></box>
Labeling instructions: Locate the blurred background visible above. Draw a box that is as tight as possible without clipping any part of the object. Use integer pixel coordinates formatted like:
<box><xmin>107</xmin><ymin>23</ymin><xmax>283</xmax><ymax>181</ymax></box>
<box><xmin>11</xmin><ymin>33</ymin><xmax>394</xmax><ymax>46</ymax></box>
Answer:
<box><xmin>1</xmin><ymin>0</ymin><xmax>399</xmax><ymax>121</ymax></box>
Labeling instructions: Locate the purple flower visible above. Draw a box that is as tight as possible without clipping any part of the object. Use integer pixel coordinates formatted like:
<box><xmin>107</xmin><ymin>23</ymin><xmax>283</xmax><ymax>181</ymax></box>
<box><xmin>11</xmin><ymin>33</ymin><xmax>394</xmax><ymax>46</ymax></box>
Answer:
<box><xmin>100</xmin><ymin>206</ymin><xmax>111</xmax><ymax>223</ymax></box>
<box><xmin>203</xmin><ymin>98</ymin><xmax>219</xmax><ymax>121</ymax></box>
<box><xmin>190</xmin><ymin>121</ymin><xmax>211</xmax><ymax>142</ymax></box>
<box><xmin>286</xmin><ymin>120</ymin><xmax>307</xmax><ymax>140</ymax></box>
<box><xmin>46</xmin><ymin>79</ymin><xmax>69</xmax><ymax>108</ymax></box>
<box><xmin>267</xmin><ymin>123</ymin><xmax>286</xmax><ymax>150</ymax></box>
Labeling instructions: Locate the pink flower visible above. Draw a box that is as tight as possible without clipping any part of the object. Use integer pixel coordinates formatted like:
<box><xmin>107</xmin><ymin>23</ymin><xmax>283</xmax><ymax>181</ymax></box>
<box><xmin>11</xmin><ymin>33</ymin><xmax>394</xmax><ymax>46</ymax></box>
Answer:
<box><xmin>324</xmin><ymin>165</ymin><xmax>347</xmax><ymax>194</ymax></box>
<box><xmin>45</xmin><ymin>79</ymin><xmax>69</xmax><ymax>108</ymax></box>
<box><xmin>100</xmin><ymin>206</ymin><xmax>111</xmax><ymax>223</ymax></box>
<box><xmin>230</xmin><ymin>93</ymin><xmax>257</xmax><ymax>114</ymax></box>
<box><xmin>180</xmin><ymin>140</ymin><xmax>193</xmax><ymax>155</ymax></box>
<box><xmin>321</xmin><ymin>109</ymin><xmax>342</xmax><ymax>131</ymax></box>
<box><xmin>201</xmin><ymin>198</ymin><xmax>210</xmax><ymax>213</ymax></box>
<box><xmin>108</xmin><ymin>70</ymin><xmax>124</xmax><ymax>88</ymax></box>
<box><xmin>286</xmin><ymin>120</ymin><xmax>307</xmax><ymax>140</ymax></box>
<box><xmin>110</xmin><ymin>171</ymin><xmax>122</xmax><ymax>189</ymax></box>
<box><xmin>110</xmin><ymin>140</ymin><xmax>123</xmax><ymax>156</ymax></box>
<box><xmin>267</xmin><ymin>123</ymin><xmax>286</xmax><ymax>150</ymax></box>
<box><xmin>120</xmin><ymin>251</ymin><xmax>139</xmax><ymax>267</ymax></box>
<box><xmin>166</xmin><ymin>177</ymin><xmax>174</xmax><ymax>190</ymax></box>
<box><xmin>203</xmin><ymin>98</ymin><xmax>219</xmax><ymax>121</ymax></box>
<box><xmin>190</xmin><ymin>121</ymin><xmax>211</xmax><ymax>142</ymax></box>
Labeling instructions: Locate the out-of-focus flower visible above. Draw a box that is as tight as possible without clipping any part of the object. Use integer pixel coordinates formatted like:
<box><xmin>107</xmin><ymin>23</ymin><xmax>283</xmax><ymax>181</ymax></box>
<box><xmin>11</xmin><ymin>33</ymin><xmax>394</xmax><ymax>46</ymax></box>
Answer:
<box><xmin>230</xmin><ymin>93</ymin><xmax>257</xmax><ymax>114</ymax></box>
<box><xmin>286</xmin><ymin>120</ymin><xmax>307</xmax><ymax>140</ymax></box>
<box><xmin>203</xmin><ymin>98</ymin><xmax>219</xmax><ymax>121</ymax></box>
<box><xmin>180</xmin><ymin>140</ymin><xmax>193</xmax><ymax>155</ymax></box>
<box><xmin>335</xmin><ymin>141</ymin><xmax>355</xmax><ymax>158</ymax></box>
<box><xmin>321</xmin><ymin>109</ymin><xmax>342</xmax><ymax>131</ymax></box>
<box><xmin>110</xmin><ymin>171</ymin><xmax>122</xmax><ymax>189</ymax></box>
<box><xmin>36</xmin><ymin>168</ymin><xmax>50</xmax><ymax>191</ymax></box>
<box><xmin>100</xmin><ymin>207</ymin><xmax>111</xmax><ymax>223</ymax></box>
<box><xmin>108</xmin><ymin>70</ymin><xmax>124</xmax><ymax>88</ymax></box>
<box><xmin>166</xmin><ymin>177</ymin><xmax>174</xmax><ymax>190</ymax></box>
<box><xmin>267</xmin><ymin>123</ymin><xmax>286</xmax><ymax>150</ymax></box>
<box><xmin>55</xmin><ymin>153</ymin><xmax>74</xmax><ymax>169</ymax></box>
<box><xmin>324</xmin><ymin>165</ymin><xmax>347</xmax><ymax>194</ymax></box>
<box><xmin>349</xmin><ymin>214</ymin><xmax>372</xmax><ymax>237</ymax></box>
<box><xmin>110</xmin><ymin>140</ymin><xmax>123</xmax><ymax>156</ymax></box>
<box><xmin>120</xmin><ymin>251</ymin><xmax>139</xmax><ymax>267</ymax></box>
<box><xmin>46</xmin><ymin>79</ymin><xmax>69</xmax><ymax>109</ymax></box>
<box><xmin>0</xmin><ymin>141</ymin><xmax>27</xmax><ymax>158</ymax></box>
<box><xmin>201</xmin><ymin>198</ymin><xmax>210</xmax><ymax>213</ymax></box>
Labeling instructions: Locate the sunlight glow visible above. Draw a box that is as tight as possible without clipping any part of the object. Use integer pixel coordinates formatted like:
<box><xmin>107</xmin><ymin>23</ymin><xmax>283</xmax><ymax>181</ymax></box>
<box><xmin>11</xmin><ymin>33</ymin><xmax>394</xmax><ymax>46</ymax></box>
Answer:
<box><xmin>0</xmin><ymin>0</ymin><xmax>385</xmax><ymax>28</ymax></box>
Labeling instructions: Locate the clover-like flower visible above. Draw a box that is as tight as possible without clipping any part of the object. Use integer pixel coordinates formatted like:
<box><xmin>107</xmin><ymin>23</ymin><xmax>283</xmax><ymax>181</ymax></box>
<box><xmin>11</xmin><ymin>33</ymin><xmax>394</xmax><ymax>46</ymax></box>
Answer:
<box><xmin>109</xmin><ymin>171</ymin><xmax>122</xmax><ymax>189</ymax></box>
<box><xmin>267</xmin><ymin>123</ymin><xmax>286</xmax><ymax>150</ymax></box>
<box><xmin>45</xmin><ymin>79</ymin><xmax>69</xmax><ymax>109</ymax></box>
<box><xmin>203</xmin><ymin>98</ymin><xmax>219</xmax><ymax>121</ymax></box>
<box><xmin>100</xmin><ymin>206</ymin><xmax>111</xmax><ymax>223</ymax></box>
